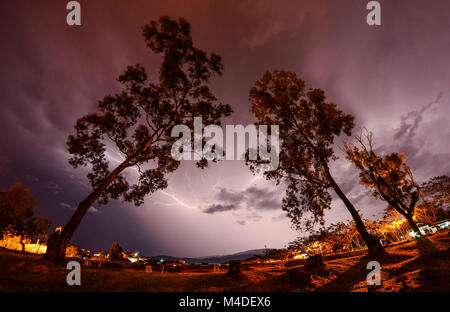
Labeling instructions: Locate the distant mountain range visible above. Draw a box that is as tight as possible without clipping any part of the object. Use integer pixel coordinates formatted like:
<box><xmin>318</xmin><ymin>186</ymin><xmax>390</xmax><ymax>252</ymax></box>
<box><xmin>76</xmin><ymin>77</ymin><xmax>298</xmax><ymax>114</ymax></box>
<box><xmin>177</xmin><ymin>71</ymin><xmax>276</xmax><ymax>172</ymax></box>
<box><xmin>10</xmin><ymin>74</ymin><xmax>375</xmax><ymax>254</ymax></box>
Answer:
<box><xmin>149</xmin><ymin>248</ymin><xmax>266</xmax><ymax>264</ymax></box>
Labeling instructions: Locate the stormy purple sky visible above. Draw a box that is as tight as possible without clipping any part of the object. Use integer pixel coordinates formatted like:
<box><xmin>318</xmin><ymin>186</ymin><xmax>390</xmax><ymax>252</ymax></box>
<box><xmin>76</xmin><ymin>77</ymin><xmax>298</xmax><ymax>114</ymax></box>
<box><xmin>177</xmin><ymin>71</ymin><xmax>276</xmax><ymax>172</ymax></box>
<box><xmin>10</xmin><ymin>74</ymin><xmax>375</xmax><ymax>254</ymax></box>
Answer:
<box><xmin>0</xmin><ymin>0</ymin><xmax>449</xmax><ymax>257</ymax></box>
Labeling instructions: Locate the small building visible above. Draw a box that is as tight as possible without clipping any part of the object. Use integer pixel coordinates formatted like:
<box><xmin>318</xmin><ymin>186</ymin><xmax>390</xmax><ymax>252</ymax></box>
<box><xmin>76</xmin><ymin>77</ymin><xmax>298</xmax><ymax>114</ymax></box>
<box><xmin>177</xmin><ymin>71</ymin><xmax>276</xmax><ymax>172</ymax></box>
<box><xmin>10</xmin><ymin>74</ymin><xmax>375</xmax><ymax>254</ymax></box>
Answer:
<box><xmin>411</xmin><ymin>218</ymin><xmax>450</xmax><ymax>237</ymax></box>
<box><xmin>437</xmin><ymin>219</ymin><xmax>450</xmax><ymax>230</ymax></box>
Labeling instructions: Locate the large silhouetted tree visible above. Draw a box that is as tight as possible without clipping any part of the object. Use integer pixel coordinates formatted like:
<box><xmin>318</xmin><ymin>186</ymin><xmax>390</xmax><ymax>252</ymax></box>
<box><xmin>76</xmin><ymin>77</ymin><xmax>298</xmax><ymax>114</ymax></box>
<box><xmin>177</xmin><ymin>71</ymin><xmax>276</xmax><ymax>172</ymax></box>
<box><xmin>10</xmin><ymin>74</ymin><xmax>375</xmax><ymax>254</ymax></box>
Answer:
<box><xmin>344</xmin><ymin>131</ymin><xmax>426</xmax><ymax>239</ymax></box>
<box><xmin>248</xmin><ymin>70</ymin><xmax>385</xmax><ymax>256</ymax></box>
<box><xmin>45</xmin><ymin>17</ymin><xmax>232</xmax><ymax>261</ymax></box>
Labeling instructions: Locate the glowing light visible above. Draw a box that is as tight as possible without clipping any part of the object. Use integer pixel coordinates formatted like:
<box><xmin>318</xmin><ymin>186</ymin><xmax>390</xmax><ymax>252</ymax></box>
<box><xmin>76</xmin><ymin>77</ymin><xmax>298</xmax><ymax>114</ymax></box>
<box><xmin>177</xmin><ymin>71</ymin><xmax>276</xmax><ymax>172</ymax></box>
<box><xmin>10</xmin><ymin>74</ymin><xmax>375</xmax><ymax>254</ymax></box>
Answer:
<box><xmin>160</xmin><ymin>190</ymin><xmax>196</xmax><ymax>209</ymax></box>
<box><xmin>293</xmin><ymin>253</ymin><xmax>308</xmax><ymax>260</ymax></box>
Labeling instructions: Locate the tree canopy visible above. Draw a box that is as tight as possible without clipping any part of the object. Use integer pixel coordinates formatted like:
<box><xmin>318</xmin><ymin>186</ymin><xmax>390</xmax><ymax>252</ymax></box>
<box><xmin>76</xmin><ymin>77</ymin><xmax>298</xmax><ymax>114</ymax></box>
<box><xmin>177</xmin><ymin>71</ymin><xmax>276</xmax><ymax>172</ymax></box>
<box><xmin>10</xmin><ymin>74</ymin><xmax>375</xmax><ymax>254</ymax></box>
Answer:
<box><xmin>344</xmin><ymin>131</ymin><xmax>424</xmax><ymax>238</ymax></box>
<box><xmin>68</xmin><ymin>16</ymin><xmax>232</xmax><ymax>207</ymax></box>
<box><xmin>247</xmin><ymin>70</ymin><xmax>384</xmax><ymax>255</ymax></box>
<box><xmin>109</xmin><ymin>242</ymin><xmax>124</xmax><ymax>261</ymax></box>
<box><xmin>46</xmin><ymin>16</ymin><xmax>232</xmax><ymax>261</ymax></box>
<box><xmin>0</xmin><ymin>183</ymin><xmax>52</xmax><ymax>251</ymax></box>
<box><xmin>415</xmin><ymin>175</ymin><xmax>450</xmax><ymax>226</ymax></box>
<box><xmin>421</xmin><ymin>175</ymin><xmax>450</xmax><ymax>210</ymax></box>
<box><xmin>248</xmin><ymin>70</ymin><xmax>354</xmax><ymax>230</ymax></box>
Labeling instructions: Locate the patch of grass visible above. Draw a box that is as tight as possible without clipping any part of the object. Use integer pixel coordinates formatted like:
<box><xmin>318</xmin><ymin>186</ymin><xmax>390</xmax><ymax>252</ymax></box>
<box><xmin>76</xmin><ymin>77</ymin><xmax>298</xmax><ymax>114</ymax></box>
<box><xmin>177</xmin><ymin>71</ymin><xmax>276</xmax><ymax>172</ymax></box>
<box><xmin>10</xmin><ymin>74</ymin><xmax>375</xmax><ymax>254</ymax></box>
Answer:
<box><xmin>0</xmin><ymin>232</ymin><xmax>448</xmax><ymax>292</ymax></box>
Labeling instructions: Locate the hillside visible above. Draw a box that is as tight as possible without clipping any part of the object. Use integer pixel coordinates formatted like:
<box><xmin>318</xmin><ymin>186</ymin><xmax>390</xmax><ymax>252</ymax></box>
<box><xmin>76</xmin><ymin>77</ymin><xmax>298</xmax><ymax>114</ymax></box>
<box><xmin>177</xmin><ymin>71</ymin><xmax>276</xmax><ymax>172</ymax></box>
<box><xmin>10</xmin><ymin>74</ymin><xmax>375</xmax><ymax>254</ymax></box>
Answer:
<box><xmin>152</xmin><ymin>248</ymin><xmax>266</xmax><ymax>264</ymax></box>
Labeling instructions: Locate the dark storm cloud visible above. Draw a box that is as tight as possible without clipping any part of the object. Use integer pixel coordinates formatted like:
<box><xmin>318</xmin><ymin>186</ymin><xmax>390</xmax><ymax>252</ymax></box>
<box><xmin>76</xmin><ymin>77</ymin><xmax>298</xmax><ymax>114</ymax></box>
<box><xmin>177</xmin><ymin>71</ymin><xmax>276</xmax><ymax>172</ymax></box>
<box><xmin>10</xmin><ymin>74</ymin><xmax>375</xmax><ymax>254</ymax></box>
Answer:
<box><xmin>247</xmin><ymin>212</ymin><xmax>264</xmax><ymax>222</ymax></box>
<box><xmin>271</xmin><ymin>213</ymin><xmax>288</xmax><ymax>222</ymax></box>
<box><xmin>203</xmin><ymin>204</ymin><xmax>238</xmax><ymax>214</ymax></box>
<box><xmin>257</xmin><ymin>199</ymin><xmax>281</xmax><ymax>211</ymax></box>
<box><xmin>202</xmin><ymin>184</ymin><xmax>283</xmax><ymax>216</ymax></box>
<box><xmin>375</xmin><ymin>92</ymin><xmax>450</xmax><ymax>180</ymax></box>
<box><xmin>215</xmin><ymin>188</ymin><xmax>245</xmax><ymax>203</ymax></box>
<box><xmin>394</xmin><ymin>92</ymin><xmax>443</xmax><ymax>141</ymax></box>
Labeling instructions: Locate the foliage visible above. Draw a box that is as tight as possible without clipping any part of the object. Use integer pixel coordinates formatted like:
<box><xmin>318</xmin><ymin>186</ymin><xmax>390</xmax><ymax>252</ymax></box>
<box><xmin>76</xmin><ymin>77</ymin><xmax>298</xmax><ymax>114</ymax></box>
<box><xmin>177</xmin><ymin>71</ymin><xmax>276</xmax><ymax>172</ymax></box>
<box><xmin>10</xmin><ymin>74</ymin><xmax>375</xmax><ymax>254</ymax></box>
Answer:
<box><xmin>66</xmin><ymin>245</ymin><xmax>81</xmax><ymax>257</ymax></box>
<box><xmin>65</xmin><ymin>245</ymin><xmax>90</xmax><ymax>259</ymax></box>
<box><xmin>0</xmin><ymin>183</ymin><xmax>52</xmax><ymax>250</ymax></box>
<box><xmin>0</xmin><ymin>183</ymin><xmax>36</xmax><ymax>236</ymax></box>
<box><xmin>67</xmin><ymin>16</ymin><xmax>232</xmax><ymax>207</ymax></box>
<box><xmin>414</xmin><ymin>176</ymin><xmax>450</xmax><ymax>225</ymax></box>
<box><xmin>344</xmin><ymin>130</ymin><xmax>424</xmax><ymax>236</ymax></box>
<box><xmin>263</xmin><ymin>248</ymin><xmax>292</xmax><ymax>262</ymax></box>
<box><xmin>414</xmin><ymin>205</ymin><xmax>449</xmax><ymax>226</ymax></box>
<box><xmin>289</xmin><ymin>221</ymin><xmax>364</xmax><ymax>254</ymax></box>
<box><xmin>421</xmin><ymin>175</ymin><xmax>450</xmax><ymax>209</ymax></box>
<box><xmin>24</xmin><ymin>217</ymin><xmax>52</xmax><ymax>243</ymax></box>
<box><xmin>376</xmin><ymin>210</ymin><xmax>411</xmax><ymax>242</ymax></box>
<box><xmin>289</xmin><ymin>215</ymin><xmax>416</xmax><ymax>255</ymax></box>
<box><xmin>109</xmin><ymin>242</ymin><xmax>124</xmax><ymax>260</ymax></box>
<box><xmin>247</xmin><ymin>70</ymin><xmax>354</xmax><ymax>231</ymax></box>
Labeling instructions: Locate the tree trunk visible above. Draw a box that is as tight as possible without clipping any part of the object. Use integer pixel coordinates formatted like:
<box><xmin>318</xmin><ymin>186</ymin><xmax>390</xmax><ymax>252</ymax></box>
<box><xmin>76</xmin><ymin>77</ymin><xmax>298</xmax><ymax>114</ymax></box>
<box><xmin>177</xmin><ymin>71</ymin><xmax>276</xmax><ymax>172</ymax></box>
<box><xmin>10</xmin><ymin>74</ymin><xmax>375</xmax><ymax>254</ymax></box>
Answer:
<box><xmin>227</xmin><ymin>260</ymin><xmax>243</xmax><ymax>276</ymax></box>
<box><xmin>404</xmin><ymin>214</ymin><xmax>425</xmax><ymax>240</ymax></box>
<box><xmin>326</xmin><ymin>172</ymin><xmax>385</xmax><ymax>256</ymax></box>
<box><xmin>304</xmin><ymin>254</ymin><xmax>325</xmax><ymax>270</ymax></box>
<box><xmin>20</xmin><ymin>235</ymin><xmax>25</xmax><ymax>252</ymax></box>
<box><xmin>45</xmin><ymin>158</ymin><xmax>131</xmax><ymax>262</ymax></box>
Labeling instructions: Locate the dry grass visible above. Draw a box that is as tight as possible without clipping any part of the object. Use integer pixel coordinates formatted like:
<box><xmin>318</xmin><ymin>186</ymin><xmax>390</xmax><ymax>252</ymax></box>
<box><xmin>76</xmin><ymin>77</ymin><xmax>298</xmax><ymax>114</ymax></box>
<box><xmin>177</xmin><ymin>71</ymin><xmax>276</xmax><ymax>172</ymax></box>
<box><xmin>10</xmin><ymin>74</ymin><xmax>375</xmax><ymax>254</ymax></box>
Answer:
<box><xmin>0</xmin><ymin>232</ymin><xmax>448</xmax><ymax>292</ymax></box>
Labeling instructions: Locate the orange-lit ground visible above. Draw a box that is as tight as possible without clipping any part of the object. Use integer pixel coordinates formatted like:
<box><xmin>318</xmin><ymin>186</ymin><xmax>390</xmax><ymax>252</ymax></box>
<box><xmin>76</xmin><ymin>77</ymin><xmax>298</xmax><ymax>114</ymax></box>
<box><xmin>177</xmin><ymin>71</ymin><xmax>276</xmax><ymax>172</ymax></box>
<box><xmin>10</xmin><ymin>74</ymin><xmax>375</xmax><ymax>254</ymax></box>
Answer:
<box><xmin>0</xmin><ymin>232</ymin><xmax>448</xmax><ymax>292</ymax></box>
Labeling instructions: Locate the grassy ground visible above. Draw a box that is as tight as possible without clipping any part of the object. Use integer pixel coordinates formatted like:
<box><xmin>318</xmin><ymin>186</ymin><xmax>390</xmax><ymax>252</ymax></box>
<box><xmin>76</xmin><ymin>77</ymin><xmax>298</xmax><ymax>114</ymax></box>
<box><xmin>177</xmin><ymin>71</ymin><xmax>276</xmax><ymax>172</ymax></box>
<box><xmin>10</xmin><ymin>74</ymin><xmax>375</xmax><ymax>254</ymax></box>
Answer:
<box><xmin>0</xmin><ymin>232</ymin><xmax>448</xmax><ymax>292</ymax></box>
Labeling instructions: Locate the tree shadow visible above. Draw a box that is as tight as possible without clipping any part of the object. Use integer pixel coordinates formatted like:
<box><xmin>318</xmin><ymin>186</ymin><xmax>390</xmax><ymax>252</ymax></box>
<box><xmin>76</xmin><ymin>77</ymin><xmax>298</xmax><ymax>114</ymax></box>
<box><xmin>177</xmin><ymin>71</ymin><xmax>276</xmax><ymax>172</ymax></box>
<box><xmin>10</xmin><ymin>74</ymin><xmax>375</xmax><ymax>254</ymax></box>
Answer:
<box><xmin>415</xmin><ymin>238</ymin><xmax>437</xmax><ymax>257</ymax></box>
<box><xmin>315</xmin><ymin>253</ymin><xmax>412</xmax><ymax>292</ymax></box>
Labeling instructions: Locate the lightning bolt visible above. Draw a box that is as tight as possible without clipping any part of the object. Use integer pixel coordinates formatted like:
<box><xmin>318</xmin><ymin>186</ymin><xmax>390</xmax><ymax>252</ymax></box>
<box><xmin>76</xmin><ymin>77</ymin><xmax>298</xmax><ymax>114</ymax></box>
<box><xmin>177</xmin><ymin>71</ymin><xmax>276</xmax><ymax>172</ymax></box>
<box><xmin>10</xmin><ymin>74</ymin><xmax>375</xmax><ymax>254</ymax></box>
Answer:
<box><xmin>105</xmin><ymin>149</ymin><xmax>197</xmax><ymax>209</ymax></box>
<box><xmin>159</xmin><ymin>190</ymin><xmax>197</xmax><ymax>209</ymax></box>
